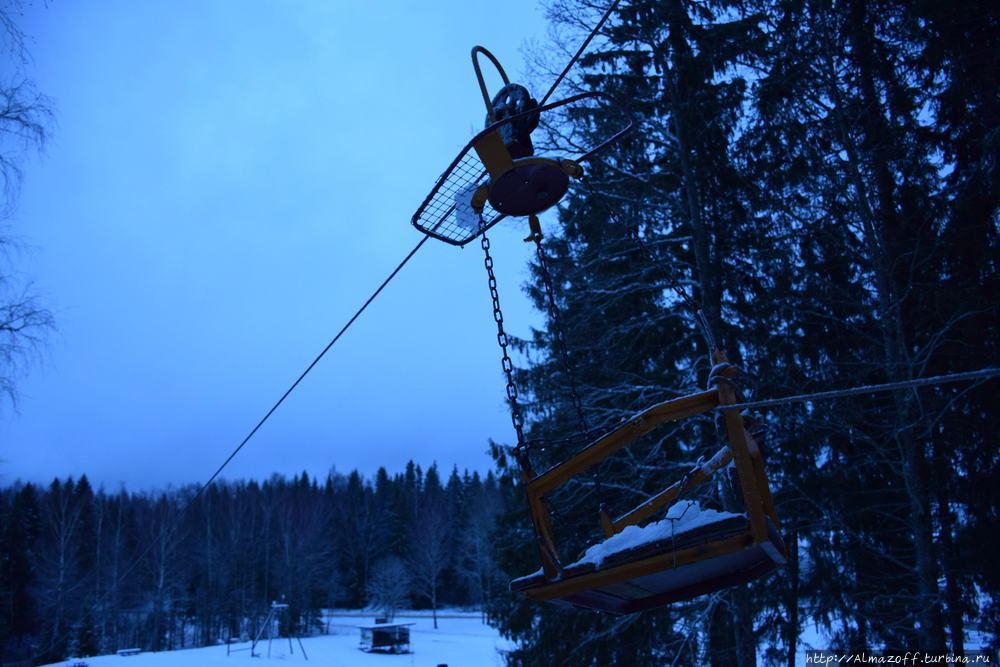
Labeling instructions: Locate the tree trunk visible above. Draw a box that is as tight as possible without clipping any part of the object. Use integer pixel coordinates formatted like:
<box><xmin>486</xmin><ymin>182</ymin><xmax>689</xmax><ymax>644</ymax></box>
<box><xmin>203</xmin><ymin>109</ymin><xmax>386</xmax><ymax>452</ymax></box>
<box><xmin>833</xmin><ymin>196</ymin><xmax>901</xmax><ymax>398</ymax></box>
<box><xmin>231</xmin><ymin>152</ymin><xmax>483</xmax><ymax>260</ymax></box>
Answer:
<box><xmin>933</xmin><ymin>450</ymin><xmax>964</xmax><ymax>655</ymax></box>
<box><xmin>708</xmin><ymin>598</ymin><xmax>738</xmax><ymax>667</ymax></box>
<box><xmin>823</xmin><ymin>1</ymin><xmax>947</xmax><ymax>650</ymax></box>
<box><xmin>732</xmin><ymin>585</ymin><xmax>757</xmax><ymax>667</ymax></box>
<box><xmin>432</xmin><ymin>585</ymin><xmax>438</xmax><ymax>630</ymax></box>
<box><xmin>786</xmin><ymin>527</ymin><xmax>799</xmax><ymax>667</ymax></box>
<box><xmin>657</xmin><ymin>8</ymin><xmax>723</xmax><ymax>337</ymax></box>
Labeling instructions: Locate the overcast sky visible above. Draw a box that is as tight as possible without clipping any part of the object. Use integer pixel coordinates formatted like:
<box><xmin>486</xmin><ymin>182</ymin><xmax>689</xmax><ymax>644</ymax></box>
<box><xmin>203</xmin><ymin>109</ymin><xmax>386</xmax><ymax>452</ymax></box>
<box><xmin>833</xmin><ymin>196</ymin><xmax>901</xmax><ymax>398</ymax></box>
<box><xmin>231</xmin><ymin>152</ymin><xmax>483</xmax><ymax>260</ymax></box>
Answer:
<box><xmin>0</xmin><ymin>0</ymin><xmax>575</xmax><ymax>490</ymax></box>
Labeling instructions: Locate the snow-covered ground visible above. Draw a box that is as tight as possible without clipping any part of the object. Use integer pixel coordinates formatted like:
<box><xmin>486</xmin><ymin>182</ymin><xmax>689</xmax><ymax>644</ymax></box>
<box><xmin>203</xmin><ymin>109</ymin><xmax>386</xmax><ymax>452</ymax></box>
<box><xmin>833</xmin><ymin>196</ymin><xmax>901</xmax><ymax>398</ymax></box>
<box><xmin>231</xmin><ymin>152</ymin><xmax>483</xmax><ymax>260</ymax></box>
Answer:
<box><xmin>45</xmin><ymin>612</ymin><xmax>511</xmax><ymax>667</ymax></box>
<box><xmin>43</xmin><ymin>610</ymin><xmax>992</xmax><ymax>666</ymax></box>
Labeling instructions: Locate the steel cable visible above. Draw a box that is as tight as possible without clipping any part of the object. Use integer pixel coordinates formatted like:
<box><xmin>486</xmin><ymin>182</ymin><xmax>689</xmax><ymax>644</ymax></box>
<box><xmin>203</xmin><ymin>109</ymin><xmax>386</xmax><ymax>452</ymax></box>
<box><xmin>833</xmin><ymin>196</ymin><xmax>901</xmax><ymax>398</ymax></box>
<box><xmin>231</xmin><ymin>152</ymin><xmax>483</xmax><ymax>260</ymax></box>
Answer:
<box><xmin>717</xmin><ymin>367</ymin><xmax>1000</xmax><ymax>412</ymax></box>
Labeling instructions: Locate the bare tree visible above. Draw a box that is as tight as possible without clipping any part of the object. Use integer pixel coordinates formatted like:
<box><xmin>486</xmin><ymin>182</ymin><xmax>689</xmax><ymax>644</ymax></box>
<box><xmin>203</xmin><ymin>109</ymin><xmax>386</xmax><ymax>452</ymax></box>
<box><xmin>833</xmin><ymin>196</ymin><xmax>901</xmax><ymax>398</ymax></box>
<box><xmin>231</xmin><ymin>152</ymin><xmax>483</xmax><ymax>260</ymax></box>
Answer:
<box><xmin>408</xmin><ymin>501</ymin><xmax>450</xmax><ymax>629</ymax></box>
<box><xmin>456</xmin><ymin>480</ymin><xmax>502</xmax><ymax>621</ymax></box>
<box><xmin>0</xmin><ymin>277</ymin><xmax>53</xmax><ymax>407</ymax></box>
<box><xmin>365</xmin><ymin>557</ymin><xmax>410</xmax><ymax>622</ymax></box>
<box><xmin>142</xmin><ymin>494</ymin><xmax>183</xmax><ymax>652</ymax></box>
<box><xmin>34</xmin><ymin>477</ymin><xmax>90</xmax><ymax>662</ymax></box>
<box><xmin>0</xmin><ymin>1</ymin><xmax>55</xmax><ymax>412</ymax></box>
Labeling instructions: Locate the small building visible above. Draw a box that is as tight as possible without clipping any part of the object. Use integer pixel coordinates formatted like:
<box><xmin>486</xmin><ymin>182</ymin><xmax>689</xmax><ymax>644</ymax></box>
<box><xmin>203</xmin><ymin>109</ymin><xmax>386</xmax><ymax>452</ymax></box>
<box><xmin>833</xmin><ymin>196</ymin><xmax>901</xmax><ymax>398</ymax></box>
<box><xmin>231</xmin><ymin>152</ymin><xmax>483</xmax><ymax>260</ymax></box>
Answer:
<box><xmin>358</xmin><ymin>621</ymin><xmax>414</xmax><ymax>654</ymax></box>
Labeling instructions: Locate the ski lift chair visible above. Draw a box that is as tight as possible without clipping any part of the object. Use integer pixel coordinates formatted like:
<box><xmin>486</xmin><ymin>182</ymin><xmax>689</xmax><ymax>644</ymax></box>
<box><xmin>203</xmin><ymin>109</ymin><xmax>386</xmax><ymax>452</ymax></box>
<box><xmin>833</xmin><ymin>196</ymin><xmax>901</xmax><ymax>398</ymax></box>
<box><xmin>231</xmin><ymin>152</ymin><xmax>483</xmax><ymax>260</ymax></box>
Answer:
<box><xmin>510</xmin><ymin>351</ymin><xmax>787</xmax><ymax>615</ymax></box>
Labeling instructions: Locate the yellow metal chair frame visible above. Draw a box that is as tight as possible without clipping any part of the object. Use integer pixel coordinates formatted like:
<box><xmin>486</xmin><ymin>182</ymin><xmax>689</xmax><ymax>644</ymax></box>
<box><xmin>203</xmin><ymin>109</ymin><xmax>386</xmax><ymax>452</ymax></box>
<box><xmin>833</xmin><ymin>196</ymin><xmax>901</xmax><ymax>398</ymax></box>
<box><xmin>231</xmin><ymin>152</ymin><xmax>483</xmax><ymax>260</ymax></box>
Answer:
<box><xmin>511</xmin><ymin>351</ymin><xmax>787</xmax><ymax>614</ymax></box>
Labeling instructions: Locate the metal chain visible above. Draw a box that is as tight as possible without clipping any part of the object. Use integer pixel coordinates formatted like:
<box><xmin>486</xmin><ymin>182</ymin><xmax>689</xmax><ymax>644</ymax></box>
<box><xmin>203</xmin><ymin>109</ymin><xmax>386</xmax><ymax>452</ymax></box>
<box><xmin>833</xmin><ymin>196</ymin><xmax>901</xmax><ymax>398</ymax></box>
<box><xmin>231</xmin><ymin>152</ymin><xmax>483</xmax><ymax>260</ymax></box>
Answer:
<box><xmin>576</xmin><ymin>174</ymin><xmax>716</xmax><ymax>508</ymax></box>
<box><xmin>581</xmin><ymin>174</ymin><xmax>717</xmax><ymax>350</ymax></box>
<box><xmin>533</xmin><ymin>238</ymin><xmax>590</xmax><ymax>433</ymax></box>
<box><xmin>481</xmin><ymin>232</ymin><xmax>526</xmax><ymax>447</ymax></box>
<box><xmin>532</xmin><ymin>237</ymin><xmax>611</xmax><ymax>510</ymax></box>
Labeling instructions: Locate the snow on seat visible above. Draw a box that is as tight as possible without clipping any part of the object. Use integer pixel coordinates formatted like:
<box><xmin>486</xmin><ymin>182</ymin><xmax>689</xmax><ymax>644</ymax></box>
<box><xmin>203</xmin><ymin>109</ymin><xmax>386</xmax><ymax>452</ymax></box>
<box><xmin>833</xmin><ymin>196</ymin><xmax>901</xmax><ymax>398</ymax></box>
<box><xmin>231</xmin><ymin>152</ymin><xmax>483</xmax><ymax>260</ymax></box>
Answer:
<box><xmin>510</xmin><ymin>501</ymin><xmax>785</xmax><ymax>615</ymax></box>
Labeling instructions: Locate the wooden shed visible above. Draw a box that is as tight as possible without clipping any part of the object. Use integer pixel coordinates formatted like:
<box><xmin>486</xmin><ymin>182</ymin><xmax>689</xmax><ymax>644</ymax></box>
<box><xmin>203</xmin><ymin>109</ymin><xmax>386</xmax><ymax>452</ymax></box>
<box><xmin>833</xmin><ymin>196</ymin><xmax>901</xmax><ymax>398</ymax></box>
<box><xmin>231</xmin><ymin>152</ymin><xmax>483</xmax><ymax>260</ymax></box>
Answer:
<box><xmin>358</xmin><ymin>621</ymin><xmax>414</xmax><ymax>654</ymax></box>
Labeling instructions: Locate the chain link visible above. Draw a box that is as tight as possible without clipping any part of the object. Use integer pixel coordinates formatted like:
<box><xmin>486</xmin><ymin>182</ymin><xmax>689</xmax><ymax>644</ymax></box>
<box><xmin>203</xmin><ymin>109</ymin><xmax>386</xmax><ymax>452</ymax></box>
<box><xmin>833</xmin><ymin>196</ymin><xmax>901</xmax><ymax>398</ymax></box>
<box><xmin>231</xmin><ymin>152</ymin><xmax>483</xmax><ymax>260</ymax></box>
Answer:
<box><xmin>533</xmin><ymin>239</ymin><xmax>590</xmax><ymax>433</ymax></box>
<box><xmin>481</xmin><ymin>232</ymin><xmax>526</xmax><ymax>447</ymax></box>
<box><xmin>532</xmin><ymin>236</ymin><xmax>611</xmax><ymax>509</ymax></box>
<box><xmin>580</xmin><ymin>174</ymin><xmax>716</xmax><ymax>349</ymax></box>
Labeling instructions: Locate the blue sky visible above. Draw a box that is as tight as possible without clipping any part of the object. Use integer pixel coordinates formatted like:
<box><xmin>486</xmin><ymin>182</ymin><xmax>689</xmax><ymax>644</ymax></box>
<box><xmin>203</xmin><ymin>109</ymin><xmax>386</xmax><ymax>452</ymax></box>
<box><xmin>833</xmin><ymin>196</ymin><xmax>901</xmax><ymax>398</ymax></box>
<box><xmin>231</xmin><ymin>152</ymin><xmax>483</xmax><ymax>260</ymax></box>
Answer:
<box><xmin>0</xmin><ymin>1</ymin><xmax>571</xmax><ymax>490</ymax></box>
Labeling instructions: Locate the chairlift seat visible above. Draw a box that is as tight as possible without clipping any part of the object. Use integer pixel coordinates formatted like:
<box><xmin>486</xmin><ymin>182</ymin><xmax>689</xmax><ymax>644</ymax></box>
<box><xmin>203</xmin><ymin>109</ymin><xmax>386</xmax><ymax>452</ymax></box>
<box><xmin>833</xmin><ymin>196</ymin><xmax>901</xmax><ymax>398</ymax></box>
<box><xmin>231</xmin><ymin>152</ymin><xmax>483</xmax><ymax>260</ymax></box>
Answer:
<box><xmin>510</xmin><ymin>355</ymin><xmax>787</xmax><ymax>615</ymax></box>
<box><xmin>510</xmin><ymin>515</ymin><xmax>785</xmax><ymax>615</ymax></box>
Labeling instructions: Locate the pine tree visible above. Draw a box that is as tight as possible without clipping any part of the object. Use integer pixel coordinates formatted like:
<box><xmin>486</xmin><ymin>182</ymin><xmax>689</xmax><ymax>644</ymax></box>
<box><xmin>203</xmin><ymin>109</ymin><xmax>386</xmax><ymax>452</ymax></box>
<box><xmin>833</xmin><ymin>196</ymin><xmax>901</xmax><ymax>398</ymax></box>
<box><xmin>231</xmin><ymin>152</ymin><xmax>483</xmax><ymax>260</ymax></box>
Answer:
<box><xmin>737</xmin><ymin>0</ymin><xmax>999</xmax><ymax>653</ymax></box>
<box><xmin>0</xmin><ymin>484</ymin><xmax>41</xmax><ymax>662</ymax></box>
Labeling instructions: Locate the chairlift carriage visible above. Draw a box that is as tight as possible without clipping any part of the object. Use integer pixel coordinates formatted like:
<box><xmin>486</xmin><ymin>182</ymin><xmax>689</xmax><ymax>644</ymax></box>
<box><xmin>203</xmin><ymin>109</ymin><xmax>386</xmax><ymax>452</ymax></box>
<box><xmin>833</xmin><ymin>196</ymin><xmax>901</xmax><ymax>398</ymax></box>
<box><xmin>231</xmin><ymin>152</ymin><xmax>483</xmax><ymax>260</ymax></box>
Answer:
<box><xmin>411</xmin><ymin>46</ymin><xmax>787</xmax><ymax>615</ymax></box>
<box><xmin>508</xmin><ymin>354</ymin><xmax>787</xmax><ymax>614</ymax></box>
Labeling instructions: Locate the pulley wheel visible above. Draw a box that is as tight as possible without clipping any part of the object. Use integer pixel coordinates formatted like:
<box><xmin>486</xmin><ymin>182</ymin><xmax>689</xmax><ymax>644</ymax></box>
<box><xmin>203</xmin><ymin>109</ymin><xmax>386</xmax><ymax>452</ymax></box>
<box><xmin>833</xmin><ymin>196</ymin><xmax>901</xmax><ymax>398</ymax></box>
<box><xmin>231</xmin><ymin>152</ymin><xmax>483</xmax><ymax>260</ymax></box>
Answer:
<box><xmin>488</xmin><ymin>83</ymin><xmax>540</xmax><ymax>157</ymax></box>
<box><xmin>488</xmin><ymin>160</ymin><xmax>569</xmax><ymax>217</ymax></box>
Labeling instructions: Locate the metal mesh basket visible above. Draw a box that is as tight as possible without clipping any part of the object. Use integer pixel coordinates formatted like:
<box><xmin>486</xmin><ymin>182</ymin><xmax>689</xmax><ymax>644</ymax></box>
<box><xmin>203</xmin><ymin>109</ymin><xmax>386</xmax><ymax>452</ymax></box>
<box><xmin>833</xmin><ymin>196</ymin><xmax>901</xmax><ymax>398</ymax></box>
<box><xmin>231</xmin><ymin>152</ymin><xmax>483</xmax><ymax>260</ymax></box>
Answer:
<box><xmin>411</xmin><ymin>91</ymin><xmax>633</xmax><ymax>246</ymax></box>
<box><xmin>411</xmin><ymin>147</ymin><xmax>506</xmax><ymax>246</ymax></box>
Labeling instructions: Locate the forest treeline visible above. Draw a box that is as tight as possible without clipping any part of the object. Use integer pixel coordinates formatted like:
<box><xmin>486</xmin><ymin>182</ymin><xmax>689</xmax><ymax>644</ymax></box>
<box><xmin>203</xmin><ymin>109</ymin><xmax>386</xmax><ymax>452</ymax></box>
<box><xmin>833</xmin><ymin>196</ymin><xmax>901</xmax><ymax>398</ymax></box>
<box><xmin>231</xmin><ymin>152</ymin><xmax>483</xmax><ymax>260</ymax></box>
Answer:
<box><xmin>483</xmin><ymin>0</ymin><xmax>998</xmax><ymax>665</ymax></box>
<box><xmin>0</xmin><ymin>464</ymin><xmax>503</xmax><ymax>664</ymax></box>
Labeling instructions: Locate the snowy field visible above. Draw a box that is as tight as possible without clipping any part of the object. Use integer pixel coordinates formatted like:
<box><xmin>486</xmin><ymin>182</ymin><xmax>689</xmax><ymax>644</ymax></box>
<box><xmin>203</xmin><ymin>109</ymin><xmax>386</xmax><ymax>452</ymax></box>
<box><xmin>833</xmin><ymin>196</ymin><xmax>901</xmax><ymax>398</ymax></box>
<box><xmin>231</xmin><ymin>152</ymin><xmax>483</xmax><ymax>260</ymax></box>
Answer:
<box><xmin>44</xmin><ymin>612</ymin><xmax>511</xmax><ymax>667</ymax></box>
<box><xmin>41</xmin><ymin>613</ymin><xmax>991</xmax><ymax>666</ymax></box>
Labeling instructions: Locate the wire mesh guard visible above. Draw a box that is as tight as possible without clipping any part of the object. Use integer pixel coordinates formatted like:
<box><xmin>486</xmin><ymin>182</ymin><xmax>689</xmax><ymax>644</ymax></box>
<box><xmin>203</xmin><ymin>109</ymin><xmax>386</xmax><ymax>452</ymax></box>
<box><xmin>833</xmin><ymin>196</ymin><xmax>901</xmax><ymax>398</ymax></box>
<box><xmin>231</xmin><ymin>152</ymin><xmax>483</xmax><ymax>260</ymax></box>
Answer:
<box><xmin>411</xmin><ymin>91</ymin><xmax>633</xmax><ymax>246</ymax></box>
<box><xmin>412</xmin><ymin>146</ymin><xmax>506</xmax><ymax>246</ymax></box>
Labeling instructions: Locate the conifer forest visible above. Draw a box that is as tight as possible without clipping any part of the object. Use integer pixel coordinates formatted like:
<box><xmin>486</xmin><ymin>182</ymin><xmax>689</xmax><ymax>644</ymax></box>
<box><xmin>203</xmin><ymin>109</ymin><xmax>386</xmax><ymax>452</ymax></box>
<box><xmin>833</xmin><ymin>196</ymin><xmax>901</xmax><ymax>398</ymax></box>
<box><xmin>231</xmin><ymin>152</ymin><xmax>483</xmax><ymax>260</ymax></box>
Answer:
<box><xmin>0</xmin><ymin>467</ymin><xmax>503</xmax><ymax>664</ymax></box>
<box><xmin>2</xmin><ymin>0</ymin><xmax>998</xmax><ymax>665</ymax></box>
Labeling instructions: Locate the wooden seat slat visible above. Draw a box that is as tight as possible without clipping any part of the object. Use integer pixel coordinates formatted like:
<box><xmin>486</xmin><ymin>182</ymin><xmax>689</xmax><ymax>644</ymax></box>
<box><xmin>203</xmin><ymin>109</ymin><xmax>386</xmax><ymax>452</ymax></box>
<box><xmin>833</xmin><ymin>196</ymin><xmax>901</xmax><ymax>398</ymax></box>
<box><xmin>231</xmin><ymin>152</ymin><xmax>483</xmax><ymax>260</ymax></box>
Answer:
<box><xmin>511</xmin><ymin>519</ymin><xmax>785</xmax><ymax>615</ymax></box>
